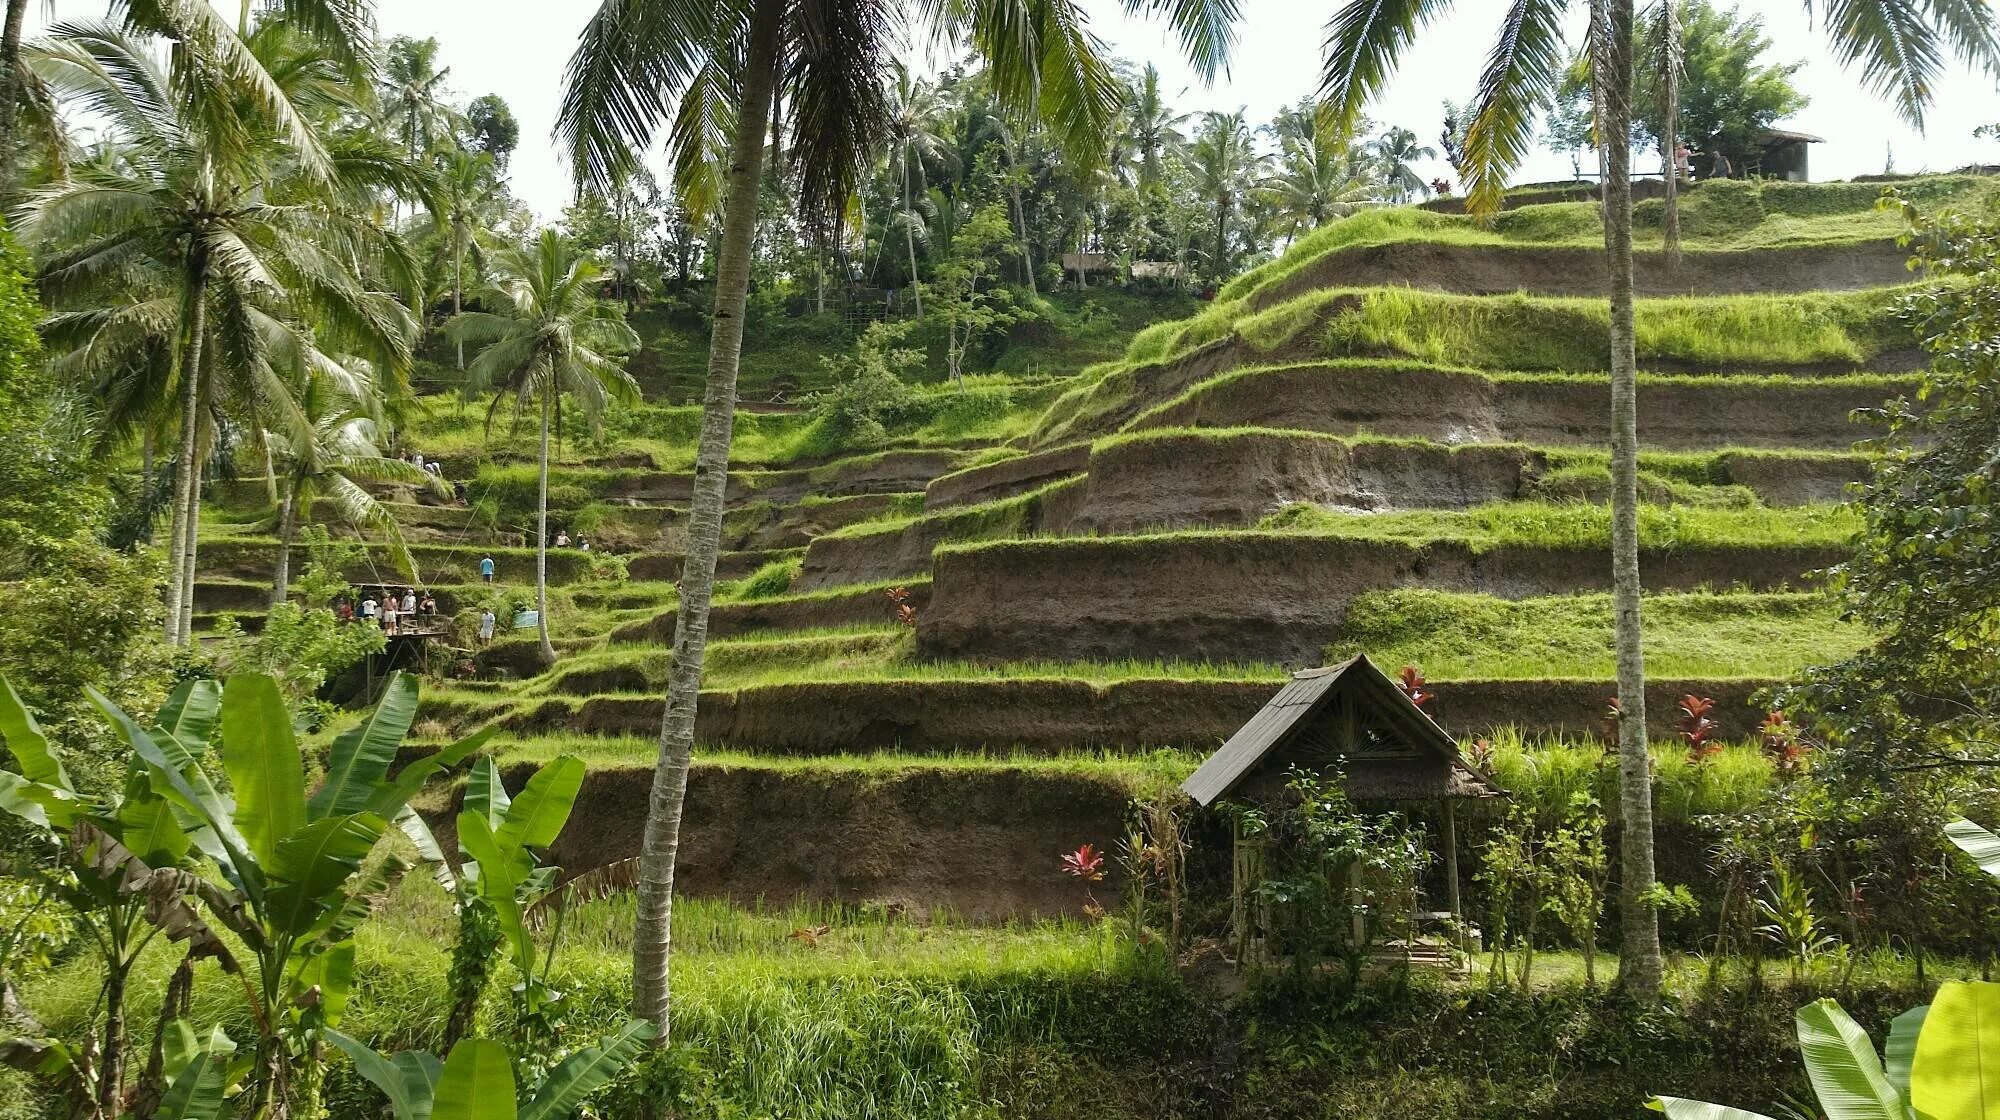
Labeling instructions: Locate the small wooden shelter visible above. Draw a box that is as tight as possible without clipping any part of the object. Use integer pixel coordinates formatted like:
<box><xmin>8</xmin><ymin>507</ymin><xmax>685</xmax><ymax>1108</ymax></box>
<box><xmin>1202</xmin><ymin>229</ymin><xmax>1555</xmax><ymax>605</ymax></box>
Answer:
<box><xmin>1183</xmin><ymin>654</ymin><xmax>1505</xmax><ymax>961</ymax></box>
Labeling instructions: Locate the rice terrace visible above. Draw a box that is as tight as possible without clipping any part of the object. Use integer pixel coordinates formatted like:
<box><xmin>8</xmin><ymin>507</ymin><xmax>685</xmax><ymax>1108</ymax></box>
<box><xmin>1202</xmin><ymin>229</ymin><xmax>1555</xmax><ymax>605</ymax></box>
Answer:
<box><xmin>6</xmin><ymin>1</ymin><xmax>2000</xmax><ymax>1118</ymax></box>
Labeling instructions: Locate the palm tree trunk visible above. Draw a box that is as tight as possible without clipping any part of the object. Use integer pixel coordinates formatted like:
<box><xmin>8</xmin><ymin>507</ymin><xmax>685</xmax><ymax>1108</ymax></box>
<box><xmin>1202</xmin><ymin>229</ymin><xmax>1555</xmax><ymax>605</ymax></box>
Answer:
<box><xmin>1603</xmin><ymin>0</ymin><xmax>1663</xmax><ymax>1004</ymax></box>
<box><xmin>1659</xmin><ymin>1</ymin><xmax>1682</xmax><ymax>268</ymax></box>
<box><xmin>902</xmin><ymin>148</ymin><xmax>924</xmax><ymax>319</ymax></box>
<box><xmin>633</xmin><ymin>0</ymin><xmax>781</xmax><ymax>1042</ymax></box>
<box><xmin>165</xmin><ymin>269</ymin><xmax>209</xmax><ymax>646</ymax></box>
<box><xmin>1002</xmin><ymin>140</ymin><xmax>1037</xmax><ymax>296</ymax></box>
<box><xmin>453</xmin><ymin>225</ymin><xmax>466</xmax><ymax>370</ymax></box>
<box><xmin>535</xmin><ymin>387</ymin><xmax>556</xmax><ymax>667</ymax></box>
<box><xmin>271</xmin><ymin>482</ymin><xmax>296</xmax><ymax>607</ymax></box>
<box><xmin>0</xmin><ymin>0</ymin><xmax>29</xmax><ymax>188</ymax></box>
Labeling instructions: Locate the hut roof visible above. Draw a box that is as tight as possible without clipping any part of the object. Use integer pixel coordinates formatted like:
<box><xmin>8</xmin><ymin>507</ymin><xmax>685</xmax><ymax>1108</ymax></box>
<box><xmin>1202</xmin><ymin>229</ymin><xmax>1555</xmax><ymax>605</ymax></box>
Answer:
<box><xmin>1182</xmin><ymin>654</ymin><xmax>1506</xmax><ymax>807</ymax></box>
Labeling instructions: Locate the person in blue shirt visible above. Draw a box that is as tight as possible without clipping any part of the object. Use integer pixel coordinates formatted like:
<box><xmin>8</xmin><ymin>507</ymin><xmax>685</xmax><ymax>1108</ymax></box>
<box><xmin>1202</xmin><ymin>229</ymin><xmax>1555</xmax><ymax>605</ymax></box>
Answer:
<box><xmin>479</xmin><ymin>555</ymin><xmax>495</xmax><ymax>583</ymax></box>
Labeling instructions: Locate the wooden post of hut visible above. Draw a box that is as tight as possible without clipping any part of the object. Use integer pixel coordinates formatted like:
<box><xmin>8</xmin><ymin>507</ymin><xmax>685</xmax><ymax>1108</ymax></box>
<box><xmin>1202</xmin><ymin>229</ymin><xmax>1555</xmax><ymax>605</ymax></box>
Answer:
<box><xmin>1183</xmin><ymin>654</ymin><xmax>1505</xmax><ymax>966</ymax></box>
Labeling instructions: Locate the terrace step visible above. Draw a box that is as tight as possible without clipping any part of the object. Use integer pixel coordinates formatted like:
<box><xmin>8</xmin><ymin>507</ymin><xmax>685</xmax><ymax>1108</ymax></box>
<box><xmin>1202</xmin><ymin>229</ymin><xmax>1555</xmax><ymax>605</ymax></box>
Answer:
<box><xmin>1126</xmin><ymin>364</ymin><xmax>1905</xmax><ymax>451</ymax></box>
<box><xmin>920</xmin><ymin>534</ymin><xmax>1839</xmax><ymax>665</ymax></box>
<box><xmin>453</xmin><ymin>674</ymin><xmax>1774</xmax><ymax>750</ymax></box>
<box><xmin>1239</xmin><ymin>238</ymin><xmax>1914</xmax><ymax>312</ymax></box>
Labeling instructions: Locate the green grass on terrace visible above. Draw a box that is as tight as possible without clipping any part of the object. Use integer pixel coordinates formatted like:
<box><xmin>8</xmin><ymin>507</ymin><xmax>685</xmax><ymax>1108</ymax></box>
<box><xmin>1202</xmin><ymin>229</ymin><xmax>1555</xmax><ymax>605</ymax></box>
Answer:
<box><xmin>1334</xmin><ymin>588</ymin><xmax>1864</xmax><ymax>681</ymax></box>
<box><xmin>1215</xmin><ymin>175</ymin><xmax>1998</xmax><ymax>305</ymax></box>
<box><xmin>1126</xmin><ymin>283</ymin><xmax>1911</xmax><ymax>374</ymax></box>
<box><xmin>1258</xmin><ymin>499</ymin><xmax>1859</xmax><ymax>551</ymax></box>
<box><xmin>403</xmin><ymin>372</ymin><xmax>1059</xmax><ymax>474</ymax></box>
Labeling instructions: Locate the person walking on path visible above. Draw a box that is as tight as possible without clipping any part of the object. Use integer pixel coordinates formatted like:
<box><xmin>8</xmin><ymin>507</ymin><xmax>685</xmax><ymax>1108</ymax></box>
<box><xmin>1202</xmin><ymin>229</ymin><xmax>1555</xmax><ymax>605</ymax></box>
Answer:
<box><xmin>478</xmin><ymin>608</ymin><xmax>496</xmax><ymax>644</ymax></box>
<box><xmin>480</xmin><ymin>555</ymin><xmax>495</xmax><ymax>583</ymax></box>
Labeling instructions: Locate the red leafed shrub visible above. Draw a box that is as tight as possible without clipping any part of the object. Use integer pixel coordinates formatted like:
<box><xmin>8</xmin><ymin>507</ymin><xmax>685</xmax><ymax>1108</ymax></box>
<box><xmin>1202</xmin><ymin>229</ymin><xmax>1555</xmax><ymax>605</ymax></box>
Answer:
<box><xmin>1678</xmin><ymin>694</ymin><xmax>1721</xmax><ymax>761</ymax></box>
<box><xmin>1467</xmin><ymin>737</ymin><xmax>1495</xmax><ymax>769</ymax></box>
<box><xmin>885</xmin><ymin>586</ymin><xmax>917</xmax><ymax>628</ymax></box>
<box><xmin>1396</xmin><ymin>665</ymin><xmax>1434</xmax><ymax>708</ymax></box>
<box><xmin>1060</xmin><ymin>842</ymin><xmax>1106</xmax><ymax>882</ymax></box>
<box><xmin>1600</xmin><ymin>697</ymin><xmax>1622</xmax><ymax>746</ymax></box>
<box><xmin>1759</xmin><ymin>709</ymin><xmax>1810</xmax><ymax>776</ymax></box>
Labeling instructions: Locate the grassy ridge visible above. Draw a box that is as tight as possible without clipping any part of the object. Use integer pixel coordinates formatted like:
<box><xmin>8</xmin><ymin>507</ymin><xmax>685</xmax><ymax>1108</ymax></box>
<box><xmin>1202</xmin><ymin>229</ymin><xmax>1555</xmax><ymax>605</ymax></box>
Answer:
<box><xmin>1258</xmin><ymin>499</ymin><xmax>1859</xmax><ymax>550</ymax></box>
<box><xmin>1334</xmin><ymin>588</ymin><xmax>1863</xmax><ymax>680</ymax></box>
<box><xmin>1217</xmin><ymin>174</ymin><xmax>1994</xmax><ymax>304</ymax></box>
<box><xmin>1126</xmin><ymin>284</ymin><xmax>1909</xmax><ymax>373</ymax></box>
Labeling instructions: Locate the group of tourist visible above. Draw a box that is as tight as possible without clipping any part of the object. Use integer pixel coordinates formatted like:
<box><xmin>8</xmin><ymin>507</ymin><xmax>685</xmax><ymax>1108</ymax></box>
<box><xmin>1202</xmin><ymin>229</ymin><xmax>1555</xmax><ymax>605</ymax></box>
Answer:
<box><xmin>553</xmin><ymin>531</ymin><xmax>591</xmax><ymax>551</ymax></box>
<box><xmin>337</xmin><ymin>587</ymin><xmax>438</xmax><ymax>636</ymax></box>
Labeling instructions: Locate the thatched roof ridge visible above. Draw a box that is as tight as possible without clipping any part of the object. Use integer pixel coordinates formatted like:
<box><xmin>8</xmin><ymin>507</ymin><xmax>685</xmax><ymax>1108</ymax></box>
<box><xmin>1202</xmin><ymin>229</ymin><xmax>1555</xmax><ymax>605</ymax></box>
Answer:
<box><xmin>1182</xmin><ymin>653</ymin><xmax>1506</xmax><ymax>806</ymax></box>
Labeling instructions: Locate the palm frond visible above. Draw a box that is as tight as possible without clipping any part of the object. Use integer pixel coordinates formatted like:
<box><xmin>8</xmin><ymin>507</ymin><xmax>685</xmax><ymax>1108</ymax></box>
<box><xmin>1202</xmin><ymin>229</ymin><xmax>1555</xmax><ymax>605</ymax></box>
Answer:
<box><xmin>1121</xmin><ymin>0</ymin><xmax>1240</xmax><ymax>81</ymax></box>
<box><xmin>787</xmin><ymin>0</ymin><xmax>893</xmax><ymax>238</ymax></box>
<box><xmin>1462</xmin><ymin>0</ymin><xmax>1568</xmax><ymax>216</ymax></box>
<box><xmin>558</xmin><ymin>0</ymin><xmax>737</xmax><ymax>195</ymax></box>
<box><xmin>1806</xmin><ymin>0</ymin><xmax>1945</xmax><ymax>129</ymax></box>
<box><xmin>1319</xmin><ymin>0</ymin><xmax>1454</xmax><ymax>143</ymax></box>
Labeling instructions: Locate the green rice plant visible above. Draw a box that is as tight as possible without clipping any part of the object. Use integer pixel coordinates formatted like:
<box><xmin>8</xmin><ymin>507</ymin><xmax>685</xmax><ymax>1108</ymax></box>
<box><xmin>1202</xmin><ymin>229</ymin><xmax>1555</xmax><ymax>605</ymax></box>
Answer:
<box><xmin>723</xmin><ymin>557</ymin><xmax>802</xmax><ymax>602</ymax></box>
<box><xmin>1334</xmin><ymin>588</ymin><xmax>1866</xmax><ymax>680</ymax></box>
<box><xmin>1259</xmin><ymin>499</ymin><xmax>1859</xmax><ymax>552</ymax></box>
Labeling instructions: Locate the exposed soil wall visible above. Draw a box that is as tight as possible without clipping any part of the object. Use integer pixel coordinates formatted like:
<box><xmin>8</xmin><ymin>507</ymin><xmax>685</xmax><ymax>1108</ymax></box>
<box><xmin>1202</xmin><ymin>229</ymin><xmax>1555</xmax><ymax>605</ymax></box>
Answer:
<box><xmin>626</xmin><ymin>548</ymin><xmax>795</xmax><ymax>583</ymax></box>
<box><xmin>1134</xmin><ymin>364</ymin><xmax>1901</xmax><ymax>451</ymax></box>
<box><xmin>794</xmin><ymin>479</ymin><xmax>1086</xmax><ymax>591</ymax></box>
<box><xmin>505</xmin><ymin>674</ymin><xmax>1773</xmax><ymax>751</ymax></box>
<box><xmin>1074</xmin><ymin>434</ymin><xmax>1545</xmax><ymax>532</ymax></box>
<box><xmin>608</xmin><ymin>582</ymin><xmax>930</xmax><ymax>645</ymax></box>
<box><xmin>921</xmin><ymin>535</ymin><xmax>1837</xmax><ymax>665</ymax></box>
<box><xmin>924</xmin><ymin>445</ymin><xmax>1092</xmax><ymax>510</ymax></box>
<box><xmin>1243</xmin><ymin>240</ymin><xmax>1912</xmax><ymax>312</ymax></box>
<box><xmin>533</xmin><ymin>763</ymin><xmax>1133</xmax><ymax>919</ymax></box>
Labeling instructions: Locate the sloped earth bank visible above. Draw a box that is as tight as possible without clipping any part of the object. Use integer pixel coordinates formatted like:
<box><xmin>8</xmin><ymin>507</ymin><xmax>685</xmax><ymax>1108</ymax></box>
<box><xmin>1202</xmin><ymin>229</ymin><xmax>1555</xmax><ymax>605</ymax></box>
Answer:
<box><xmin>921</xmin><ymin>535</ymin><xmax>1838</xmax><ymax>665</ymax></box>
<box><xmin>924</xmin><ymin>444</ymin><xmax>1092</xmax><ymax>509</ymax></box>
<box><xmin>1071</xmin><ymin>433</ymin><xmax>1865</xmax><ymax>533</ymax></box>
<box><xmin>1130</xmin><ymin>364</ymin><xmax>1907</xmax><ymax>451</ymax></box>
<box><xmin>1240</xmin><ymin>239</ymin><xmax>1913</xmax><ymax>311</ymax></box>
<box><xmin>490</xmin><ymin>675</ymin><xmax>1770</xmax><ymax>748</ymax></box>
<box><xmin>608</xmin><ymin>581</ymin><xmax>930</xmax><ymax>644</ymax></box>
<box><xmin>532</xmin><ymin>763</ymin><xmax>1134</xmax><ymax>919</ymax></box>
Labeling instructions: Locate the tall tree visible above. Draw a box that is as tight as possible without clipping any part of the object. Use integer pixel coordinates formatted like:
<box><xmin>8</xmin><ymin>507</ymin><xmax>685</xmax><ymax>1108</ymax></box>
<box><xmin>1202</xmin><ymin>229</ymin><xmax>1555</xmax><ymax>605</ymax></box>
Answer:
<box><xmin>1186</xmin><ymin>108</ymin><xmax>1259</xmax><ymax>279</ymax></box>
<box><xmin>380</xmin><ymin>35</ymin><xmax>453</xmax><ymax>161</ymax></box>
<box><xmin>1125</xmin><ymin>61</ymin><xmax>1188</xmax><ymax>189</ymax></box>
<box><xmin>885</xmin><ymin>64</ymin><xmax>956</xmax><ymax>316</ymax></box>
<box><xmin>1371</xmin><ymin>124</ymin><xmax>1437</xmax><ymax>201</ymax></box>
<box><xmin>20</xmin><ymin>18</ymin><xmax>418</xmax><ymax>647</ymax></box>
<box><xmin>559</xmin><ymin>0</ymin><xmax>1238</xmax><ymax>1043</ymax></box>
<box><xmin>1319</xmin><ymin>0</ymin><xmax>2000</xmax><ymax>1003</ymax></box>
<box><xmin>420</xmin><ymin>147</ymin><xmax>507</xmax><ymax>370</ymax></box>
<box><xmin>449</xmin><ymin>229</ymin><xmax>639</xmax><ymax>666</ymax></box>
<box><xmin>266</xmin><ymin>372</ymin><xmax>442</xmax><ymax>605</ymax></box>
<box><xmin>1258</xmin><ymin>100</ymin><xmax>1378</xmax><ymax>242</ymax></box>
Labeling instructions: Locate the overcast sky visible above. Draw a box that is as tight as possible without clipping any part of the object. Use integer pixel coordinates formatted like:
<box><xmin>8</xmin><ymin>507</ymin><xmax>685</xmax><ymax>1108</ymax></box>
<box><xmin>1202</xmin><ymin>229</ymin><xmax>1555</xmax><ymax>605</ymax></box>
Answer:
<box><xmin>35</xmin><ymin>0</ymin><xmax>2000</xmax><ymax>219</ymax></box>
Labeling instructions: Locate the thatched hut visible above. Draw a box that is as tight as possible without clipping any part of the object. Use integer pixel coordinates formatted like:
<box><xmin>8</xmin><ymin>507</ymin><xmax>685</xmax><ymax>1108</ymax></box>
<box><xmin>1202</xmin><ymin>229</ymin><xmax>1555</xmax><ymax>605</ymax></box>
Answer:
<box><xmin>1183</xmin><ymin>654</ymin><xmax>1505</xmax><ymax>962</ymax></box>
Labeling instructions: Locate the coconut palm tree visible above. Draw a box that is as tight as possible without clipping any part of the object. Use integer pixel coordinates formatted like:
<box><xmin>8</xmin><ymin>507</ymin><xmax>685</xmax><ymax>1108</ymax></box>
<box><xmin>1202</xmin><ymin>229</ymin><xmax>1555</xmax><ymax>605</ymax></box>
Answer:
<box><xmin>1372</xmin><ymin>125</ymin><xmax>1437</xmax><ymax>202</ymax></box>
<box><xmin>1319</xmin><ymin>0</ymin><xmax>2000</xmax><ymax>1004</ymax></box>
<box><xmin>448</xmin><ymin>229</ymin><xmax>639</xmax><ymax>666</ymax></box>
<box><xmin>18</xmin><ymin>18</ymin><xmax>419</xmax><ymax>647</ymax></box>
<box><xmin>380</xmin><ymin>35</ymin><xmax>453</xmax><ymax>162</ymax></box>
<box><xmin>559</xmin><ymin>0</ymin><xmax>1239</xmax><ymax>1042</ymax></box>
<box><xmin>1126</xmin><ymin>62</ymin><xmax>1189</xmax><ymax>190</ymax></box>
<box><xmin>1258</xmin><ymin>101</ymin><xmax>1380</xmax><ymax>243</ymax></box>
<box><xmin>267</xmin><ymin>372</ymin><xmax>445</xmax><ymax>606</ymax></box>
<box><xmin>1186</xmin><ymin>108</ymin><xmax>1261</xmax><ymax>279</ymax></box>
<box><xmin>413</xmin><ymin>146</ymin><xmax>508</xmax><ymax>370</ymax></box>
<box><xmin>884</xmin><ymin>63</ymin><xmax>956</xmax><ymax>317</ymax></box>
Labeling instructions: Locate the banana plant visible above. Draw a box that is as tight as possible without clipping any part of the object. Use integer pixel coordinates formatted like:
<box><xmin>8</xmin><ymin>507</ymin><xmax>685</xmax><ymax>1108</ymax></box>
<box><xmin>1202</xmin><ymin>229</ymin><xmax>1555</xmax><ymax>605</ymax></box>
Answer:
<box><xmin>1653</xmin><ymin>819</ymin><xmax>2000</xmax><ymax>1119</ymax></box>
<box><xmin>398</xmin><ymin>754</ymin><xmax>585</xmax><ymax>1049</ymax></box>
<box><xmin>0</xmin><ymin>675</ymin><xmax>239</xmax><ymax>1117</ymax></box>
<box><xmin>97</xmin><ymin>669</ymin><xmax>490</xmax><ymax>1118</ymax></box>
<box><xmin>326</xmin><ymin>1019</ymin><xmax>654</xmax><ymax>1120</ymax></box>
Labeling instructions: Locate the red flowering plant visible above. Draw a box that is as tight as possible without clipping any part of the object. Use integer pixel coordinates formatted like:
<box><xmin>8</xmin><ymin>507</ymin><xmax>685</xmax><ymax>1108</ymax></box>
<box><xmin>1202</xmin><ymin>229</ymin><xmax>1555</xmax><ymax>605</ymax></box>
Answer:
<box><xmin>1678</xmin><ymin>694</ymin><xmax>1721</xmax><ymax>762</ymax></box>
<box><xmin>1759</xmin><ymin>709</ymin><xmax>1810</xmax><ymax>777</ymax></box>
<box><xmin>1396</xmin><ymin>665</ymin><xmax>1434</xmax><ymax>708</ymax></box>
<box><xmin>885</xmin><ymin>586</ymin><xmax>918</xmax><ymax>627</ymax></box>
<box><xmin>1061</xmin><ymin>842</ymin><xmax>1107</xmax><ymax>917</ymax></box>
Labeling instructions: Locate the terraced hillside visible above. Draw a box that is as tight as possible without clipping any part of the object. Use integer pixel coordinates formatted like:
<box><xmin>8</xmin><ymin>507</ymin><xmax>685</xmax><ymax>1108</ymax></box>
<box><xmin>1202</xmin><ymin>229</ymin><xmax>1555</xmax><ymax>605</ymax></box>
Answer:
<box><xmin>192</xmin><ymin>175</ymin><xmax>1987</xmax><ymax>918</ymax></box>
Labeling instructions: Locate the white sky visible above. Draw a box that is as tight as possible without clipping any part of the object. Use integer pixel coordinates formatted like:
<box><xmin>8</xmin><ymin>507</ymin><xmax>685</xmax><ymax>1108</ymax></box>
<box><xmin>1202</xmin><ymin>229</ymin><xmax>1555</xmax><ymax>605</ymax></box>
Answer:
<box><xmin>33</xmin><ymin>0</ymin><xmax>2000</xmax><ymax>219</ymax></box>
